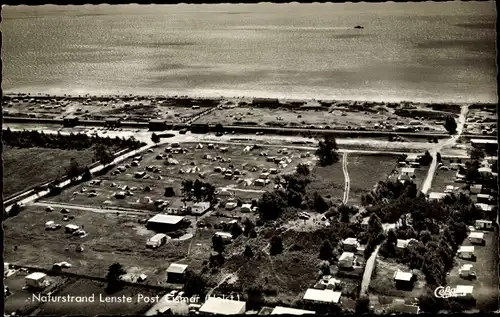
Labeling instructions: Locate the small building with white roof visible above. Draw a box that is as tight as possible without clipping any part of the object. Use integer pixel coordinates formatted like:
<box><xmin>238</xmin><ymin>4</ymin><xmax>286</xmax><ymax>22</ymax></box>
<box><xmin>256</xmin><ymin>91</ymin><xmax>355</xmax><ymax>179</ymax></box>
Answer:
<box><xmin>396</xmin><ymin>239</ymin><xmax>416</xmax><ymax>250</ymax></box>
<box><xmin>240</xmin><ymin>203</ymin><xmax>252</xmax><ymax>213</ymax></box>
<box><xmin>475</xmin><ymin>203</ymin><xmax>494</xmax><ymax>212</ymax></box>
<box><xmin>476</xmin><ymin>194</ymin><xmax>493</xmax><ymax>204</ymax></box>
<box><xmin>470</xmin><ymin>184</ymin><xmax>482</xmax><ymax>194</ymax></box>
<box><xmin>25</xmin><ymin>272</ymin><xmax>48</xmax><ymax>289</ymax></box>
<box><xmin>468</xmin><ymin>232</ymin><xmax>485</xmax><ymax>245</ymax></box>
<box><xmin>166</xmin><ymin>263</ymin><xmax>188</xmax><ymax>283</ymax></box>
<box><xmin>427</xmin><ymin>192</ymin><xmax>447</xmax><ymax>202</ymax></box>
<box><xmin>399</xmin><ymin>168</ymin><xmax>415</xmax><ymax>181</ymax></box>
<box><xmin>393</xmin><ymin>271</ymin><xmax>414</xmax><ymax>289</ymax></box>
<box><xmin>458</xmin><ymin>246</ymin><xmax>475</xmax><ymax>259</ymax></box>
<box><xmin>199</xmin><ymin>297</ymin><xmax>246</xmax><ymax>315</ymax></box>
<box><xmin>303</xmin><ymin>288</ymin><xmax>341</xmax><ymax>305</ymax></box>
<box><xmin>342</xmin><ymin>238</ymin><xmax>359</xmax><ymax>252</ymax></box>
<box><xmin>215</xmin><ymin>231</ymin><xmax>233</xmax><ymax>242</ymax></box>
<box><xmin>338</xmin><ymin>252</ymin><xmax>356</xmax><ymax>269</ymax></box>
<box><xmin>459</xmin><ymin>264</ymin><xmax>475</xmax><ymax>278</ymax></box>
<box><xmin>146</xmin><ymin>214</ymin><xmax>186</xmax><ymax>232</ymax></box>
<box><xmin>146</xmin><ymin>233</ymin><xmax>168</xmax><ymax>249</ymax></box>
<box><xmin>444</xmin><ymin>185</ymin><xmax>456</xmax><ymax>193</ymax></box>
<box><xmin>478</xmin><ymin>167</ymin><xmax>493</xmax><ymax>177</ymax></box>
<box><xmin>271</xmin><ymin>306</ymin><xmax>315</xmax><ymax>315</ymax></box>
<box><xmin>225</xmin><ymin>202</ymin><xmax>237</xmax><ymax>210</ymax></box>
<box><xmin>475</xmin><ymin>219</ymin><xmax>493</xmax><ymax>231</ymax></box>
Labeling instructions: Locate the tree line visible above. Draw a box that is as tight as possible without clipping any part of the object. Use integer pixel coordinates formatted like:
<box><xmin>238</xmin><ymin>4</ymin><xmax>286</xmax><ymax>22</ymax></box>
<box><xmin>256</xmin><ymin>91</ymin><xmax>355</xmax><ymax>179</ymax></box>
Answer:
<box><xmin>2</xmin><ymin>128</ymin><xmax>145</xmax><ymax>151</ymax></box>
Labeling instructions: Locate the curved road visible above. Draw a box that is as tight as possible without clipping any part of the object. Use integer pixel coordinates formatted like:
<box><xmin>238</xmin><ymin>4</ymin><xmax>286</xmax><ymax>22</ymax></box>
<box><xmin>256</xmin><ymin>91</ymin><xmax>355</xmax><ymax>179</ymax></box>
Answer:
<box><xmin>421</xmin><ymin>105</ymin><xmax>469</xmax><ymax>194</ymax></box>
<box><xmin>342</xmin><ymin>152</ymin><xmax>350</xmax><ymax>204</ymax></box>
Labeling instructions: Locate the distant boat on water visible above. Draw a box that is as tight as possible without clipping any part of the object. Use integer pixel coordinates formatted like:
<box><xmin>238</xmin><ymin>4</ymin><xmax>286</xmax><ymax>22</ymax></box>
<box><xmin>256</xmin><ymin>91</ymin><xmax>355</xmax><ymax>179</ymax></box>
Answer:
<box><xmin>354</xmin><ymin>25</ymin><xmax>364</xmax><ymax>29</ymax></box>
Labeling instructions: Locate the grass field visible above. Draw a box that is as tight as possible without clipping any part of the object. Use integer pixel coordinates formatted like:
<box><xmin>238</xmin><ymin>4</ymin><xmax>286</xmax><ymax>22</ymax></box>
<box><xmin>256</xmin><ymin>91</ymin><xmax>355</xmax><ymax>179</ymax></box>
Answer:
<box><xmin>446</xmin><ymin>228</ymin><xmax>499</xmax><ymax>312</ymax></box>
<box><xmin>368</xmin><ymin>258</ymin><xmax>426</xmax><ymax>313</ymax></box>
<box><xmin>3</xmin><ymin>205</ymin><xmax>190</xmax><ymax>284</ymax></box>
<box><xmin>346</xmin><ymin>154</ymin><xmax>399</xmax><ymax>205</ymax></box>
<box><xmin>2</xmin><ymin>147</ymin><xmax>95</xmax><ymax>197</ymax></box>
<box><xmin>308</xmin><ymin>163</ymin><xmax>345</xmax><ymax>203</ymax></box>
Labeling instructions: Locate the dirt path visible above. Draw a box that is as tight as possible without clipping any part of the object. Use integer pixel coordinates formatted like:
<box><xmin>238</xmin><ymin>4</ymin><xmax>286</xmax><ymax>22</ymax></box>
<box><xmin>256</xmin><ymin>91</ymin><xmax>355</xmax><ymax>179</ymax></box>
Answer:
<box><xmin>342</xmin><ymin>152</ymin><xmax>350</xmax><ymax>204</ymax></box>
<box><xmin>360</xmin><ymin>244</ymin><xmax>382</xmax><ymax>297</ymax></box>
<box><xmin>206</xmin><ymin>273</ymin><xmax>235</xmax><ymax>298</ymax></box>
<box><xmin>421</xmin><ymin>105</ymin><xmax>469</xmax><ymax>194</ymax></box>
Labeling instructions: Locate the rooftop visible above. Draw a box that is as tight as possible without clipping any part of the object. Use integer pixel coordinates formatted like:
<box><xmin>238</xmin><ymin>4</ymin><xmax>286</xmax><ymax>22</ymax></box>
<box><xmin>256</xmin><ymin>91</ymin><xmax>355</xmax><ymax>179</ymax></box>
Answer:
<box><xmin>303</xmin><ymin>289</ymin><xmax>341</xmax><ymax>304</ymax></box>
<box><xmin>215</xmin><ymin>232</ymin><xmax>233</xmax><ymax>238</ymax></box>
<box><xmin>199</xmin><ymin>297</ymin><xmax>246</xmax><ymax>315</ymax></box>
<box><xmin>428</xmin><ymin>192</ymin><xmax>447</xmax><ymax>200</ymax></box>
<box><xmin>456</xmin><ymin>285</ymin><xmax>474</xmax><ymax>295</ymax></box>
<box><xmin>475</xmin><ymin>203</ymin><xmax>494</xmax><ymax>211</ymax></box>
<box><xmin>460</xmin><ymin>264</ymin><xmax>473</xmax><ymax>271</ymax></box>
<box><xmin>476</xmin><ymin>219</ymin><xmax>493</xmax><ymax>224</ymax></box>
<box><xmin>339</xmin><ymin>252</ymin><xmax>355</xmax><ymax>262</ymax></box>
<box><xmin>470</xmin><ymin>139</ymin><xmax>497</xmax><ymax>144</ymax></box>
<box><xmin>147</xmin><ymin>214</ymin><xmax>185</xmax><ymax>225</ymax></box>
<box><xmin>343</xmin><ymin>238</ymin><xmax>358</xmax><ymax>245</ymax></box>
<box><xmin>459</xmin><ymin>246</ymin><xmax>475</xmax><ymax>253</ymax></box>
<box><xmin>394</xmin><ymin>271</ymin><xmax>413</xmax><ymax>282</ymax></box>
<box><xmin>166</xmin><ymin>263</ymin><xmax>188</xmax><ymax>274</ymax></box>
<box><xmin>149</xmin><ymin>233</ymin><xmax>167</xmax><ymax>242</ymax></box>
<box><xmin>26</xmin><ymin>272</ymin><xmax>47</xmax><ymax>280</ymax></box>
<box><xmin>468</xmin><ymin>232</ymin><xmax>484</xmax><ymax>239</ymax></box>
<box><xmin>401</xmin><ymin>167</ymin><xmax>415</xmax><ymax>173</ymax></box>
<box><xmin>396</xmin><ymin>239</ymin><xmax>412</xmax><ymax>249</ymax></box>
<box><xmin>271</xmin><ymin>306</ymin><xmax>315</xmax><ymax>315</ymax></box>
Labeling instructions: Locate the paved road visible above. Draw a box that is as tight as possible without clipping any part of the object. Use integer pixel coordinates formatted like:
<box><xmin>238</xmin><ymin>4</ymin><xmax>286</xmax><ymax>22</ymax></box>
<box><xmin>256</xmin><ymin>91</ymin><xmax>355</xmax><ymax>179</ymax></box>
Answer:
<box><xmin>360</xmin><ymin>244</ymin><xmax>382</xmax><ymax>297</ymax></box>
<box><xmin>32</xmin><ymin>201</ymin><xmax>153</xmax><ymax>216</ymax></box>
<box><xmin>421</xmin><ymin>105</ymin><xmax>469</xmax><ymax>194</ymax></box>
<box><xmin>342</xmin><ymin>152</ymin><xmax>350</xmax><ymax>204</ymax></box>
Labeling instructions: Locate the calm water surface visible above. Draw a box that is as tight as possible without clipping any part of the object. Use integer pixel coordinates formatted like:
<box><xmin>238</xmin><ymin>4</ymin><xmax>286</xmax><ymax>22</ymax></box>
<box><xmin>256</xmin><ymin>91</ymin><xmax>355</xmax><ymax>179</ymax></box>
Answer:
<box><xmin>2</xmin><ymin>3</ymin><xmax>497</xmax><ymax>103</ymax></box>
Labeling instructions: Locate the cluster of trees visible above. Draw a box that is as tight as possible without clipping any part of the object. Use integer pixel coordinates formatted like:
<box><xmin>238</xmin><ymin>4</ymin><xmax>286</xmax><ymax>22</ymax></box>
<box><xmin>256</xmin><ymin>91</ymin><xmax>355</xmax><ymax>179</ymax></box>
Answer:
<box><xmin>419</xmin><ymin>151</ymin><xmax>433</xmax><ymax>166</ymax></box>
<box><xmin>181</xmin><ymin>179</ymin><xmax>216</xmax><ymax>203</ymax></box>
<box><xmin>363</xmin><ymin>214</ymin><xmax>385</xmax><ymax>259</ymax></box>
<box><xmin>315</xmin><ymin>136</ymin><xmax>340</xmax><ymax>167</ymax></box>
<box><xmin>257</xmin><ymin>169</ymin><xmax>330</xmax><ymax>221</ymax></box>
<box><xmin>2</xmin><ymin>128</ymin><xmax>144</xmax><ymax>150</ymax></box>
<box><xmin>183</xmin><ymin>269</ymin><xmax>208</xmax><ymax>298</ymax></box>
<box><xmin>374</xmin><ymin>187</ymin><xmax>482</xmax><ymax>287</ymax></box>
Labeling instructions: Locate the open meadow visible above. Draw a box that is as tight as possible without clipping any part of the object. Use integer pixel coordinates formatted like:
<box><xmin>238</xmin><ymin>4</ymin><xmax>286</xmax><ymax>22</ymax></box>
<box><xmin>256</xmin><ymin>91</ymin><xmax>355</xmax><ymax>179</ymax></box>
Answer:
<box><xmin>2</xmin><ymin>147</ymin><xmax>95</xmax><ymax>197</ymax></box>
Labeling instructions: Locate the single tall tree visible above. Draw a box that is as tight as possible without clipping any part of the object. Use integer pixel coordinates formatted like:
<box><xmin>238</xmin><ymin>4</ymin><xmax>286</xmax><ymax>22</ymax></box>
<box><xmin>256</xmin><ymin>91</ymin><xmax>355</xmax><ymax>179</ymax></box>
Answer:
<box><xmin>106</xmin><ymin>263</ymin><xmax>126</xmax><ymax>293</ymax></box>
<box><xmin>444</xmin><ymin>117</ymin><xmax>457</xmax><ymax>134</ymax></box>
<box><xmin>212</xmin><ymin>235</ymin><xmax>225</xmax><ymax>254</ymax></box>
<box><xmin>269</xmin><ymin>236</ymin><xmax>283</xmax><ymax>255</ymax></box>
<box><xmin>319</xmin><ymin>240</ymin><xmax>334</xmax><ymax>261</ymax></box>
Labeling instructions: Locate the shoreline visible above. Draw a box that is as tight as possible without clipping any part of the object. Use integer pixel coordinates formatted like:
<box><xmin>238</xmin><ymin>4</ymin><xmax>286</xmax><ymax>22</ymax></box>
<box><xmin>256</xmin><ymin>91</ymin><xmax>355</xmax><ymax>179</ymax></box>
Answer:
<box><xmin>3</xmin><ymin>92</ymin><xmax>496</xmax><ymax>107</ymax></box>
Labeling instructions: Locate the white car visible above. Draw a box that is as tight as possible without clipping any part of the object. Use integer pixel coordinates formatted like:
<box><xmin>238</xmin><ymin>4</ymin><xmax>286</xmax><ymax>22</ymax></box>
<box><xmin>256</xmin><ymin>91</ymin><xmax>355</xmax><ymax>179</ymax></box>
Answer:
<box><xmin>46</xmin><ymin>206</ymin><xmax>54</xmax><ymax>212</ymax></box>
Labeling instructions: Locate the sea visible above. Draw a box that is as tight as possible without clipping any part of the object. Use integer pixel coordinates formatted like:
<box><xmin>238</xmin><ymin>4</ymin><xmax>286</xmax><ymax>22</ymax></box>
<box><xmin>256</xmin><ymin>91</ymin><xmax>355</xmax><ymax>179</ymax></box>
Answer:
<box><xmin>2</xmin><ymin>2</ymin><xmax>497</xmax><ymax>103</ymax></box>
